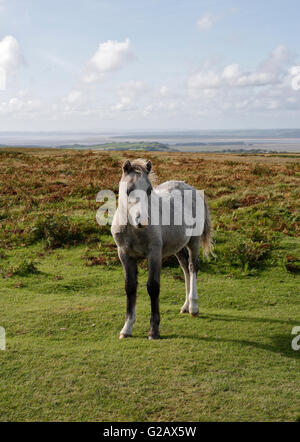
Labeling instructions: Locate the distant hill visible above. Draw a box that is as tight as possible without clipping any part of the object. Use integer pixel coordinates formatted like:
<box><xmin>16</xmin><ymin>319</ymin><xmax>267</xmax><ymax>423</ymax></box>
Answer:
<box><xmin>0</xmin><ymin>141</ymin><xmax>177</xmax><ymax>152</ymax></box>
<box><xmin>57</xmin><ymin>141</ymin><xmax>177</xmax><ymax>152</ymax></box>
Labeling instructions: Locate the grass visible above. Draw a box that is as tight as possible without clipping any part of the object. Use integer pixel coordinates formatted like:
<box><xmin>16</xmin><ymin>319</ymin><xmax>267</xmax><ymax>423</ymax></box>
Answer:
<box><xmin>0</xmin><ymin>149</ymin><xmax>299</xmax><ymax>421</ymax></box>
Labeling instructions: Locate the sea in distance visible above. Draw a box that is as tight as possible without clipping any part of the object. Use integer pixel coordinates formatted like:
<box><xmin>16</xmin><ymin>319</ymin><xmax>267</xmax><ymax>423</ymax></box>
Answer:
<box><xmin>0</xmin><ymin>129</ymin><xmax>300</xmax><ymax>153</ymax></box>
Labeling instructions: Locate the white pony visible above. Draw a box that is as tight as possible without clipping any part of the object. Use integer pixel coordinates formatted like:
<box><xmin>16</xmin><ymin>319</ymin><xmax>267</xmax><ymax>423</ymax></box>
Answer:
<box><xmin>111</xmin><ymin>159</ymin><xmax>213</xmax><ymax>339</ymax></box>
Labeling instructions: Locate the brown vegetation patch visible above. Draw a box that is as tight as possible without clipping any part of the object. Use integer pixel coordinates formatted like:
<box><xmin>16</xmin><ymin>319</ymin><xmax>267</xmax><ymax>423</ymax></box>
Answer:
<box><xmin>239</xmin><ymin>194</ymin><xmax>266</xmax><ymax>207</ymax></box>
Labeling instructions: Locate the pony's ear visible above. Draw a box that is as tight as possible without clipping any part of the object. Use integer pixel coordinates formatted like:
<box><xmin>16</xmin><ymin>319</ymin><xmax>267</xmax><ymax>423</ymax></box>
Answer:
<box><xmin>122</xmin><ymin>160</ymin><xmax>132</xmax><ymax>174</ymax></box>
<box><xmin>146</xmin><ymin>160</ymin><xmax>152</xmax><ymax>174</ymax></box>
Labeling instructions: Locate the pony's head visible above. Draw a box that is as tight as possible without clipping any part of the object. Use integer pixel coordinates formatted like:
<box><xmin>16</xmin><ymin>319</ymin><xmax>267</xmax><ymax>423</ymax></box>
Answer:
<box><xmin>119</xmin><ymin>159</ymin><xmax>153</xmax><ymax>229</ymax></box>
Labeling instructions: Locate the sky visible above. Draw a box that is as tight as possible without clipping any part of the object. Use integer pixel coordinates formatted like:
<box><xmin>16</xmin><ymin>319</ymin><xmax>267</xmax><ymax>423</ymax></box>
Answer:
<box><xmin>0</xmin><ymin>0</ymin><xmax>300</xmax><ymax>131</ymax></box>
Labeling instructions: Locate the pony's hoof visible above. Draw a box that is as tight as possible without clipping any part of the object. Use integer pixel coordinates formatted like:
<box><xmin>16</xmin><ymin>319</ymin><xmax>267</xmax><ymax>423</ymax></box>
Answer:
<box><xmin>190</xmin><ymin>311</ymin><xmax>199</xmax><ymax>317</ymax></box>
<box><xmin>180</xmin><ymin>308</ymin><xmax>189</xmax><ymax>314</ymax></box>
<box><xmin>148</xmin><ymin>334</ymin><xmax>160</xmax><ymax>340</ymax></box>
<box><xmin>119</xmin><ymin>333</ymin><xmax>131</xmax><ymax>339</ymax></box>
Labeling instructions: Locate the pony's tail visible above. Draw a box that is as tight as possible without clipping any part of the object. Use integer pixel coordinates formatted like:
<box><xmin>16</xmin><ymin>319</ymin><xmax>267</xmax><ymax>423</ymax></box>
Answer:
<box><xmin>201</xmin><ymin>197</ymin><xmax>216</xmax><ymax>259</ymax></box>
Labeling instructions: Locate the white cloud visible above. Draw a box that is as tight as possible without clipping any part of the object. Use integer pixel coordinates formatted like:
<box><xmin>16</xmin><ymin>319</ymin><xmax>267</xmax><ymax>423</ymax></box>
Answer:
<box><xmin>63</xmin><ymin>90</ymin><xmax>83</xmax><ymax>105</ymax></box>
<box><xmin>260</xmin><ymin>44</ymin><xmax>292</xmax><ymax>74</ymax></box>
<box><xmin>219</xmin><ymin>46</ymin><xmax>292</xmax><ymax>88</ymax></box>
<box><xmin>0</xmin><ymin>94</ymin><xmax>41</xmax><ymax>116</ymax></box>
<box><xmin>62</xmin><ymin>91</ymin><xmax>81</xmax><ymax>113</ymax></box>
<box><xmin>0</xmin><ymin>35</ymin><xmax>24</xmax><ymax>84</ymax></box>
<box><xmin>222</xmin><ymin>63</ymin><xmax>240</xmax><ymax>82</ymax></box>
<box><xmin>60</xmin><ymin>89</ymin><xmax>94</xmax><ymax>115</ymax></box>
<box><xmin>112</xmin><ymin>80</ymin><xmax>145</xmax><ymax>111</ymax></box>
<box><xmin>236</xmin><ymin>71</ymin><xmax>275</xmax><ymax>87</ymax></box>
<box><xmin>10</xmin><ymin>43</ymin><xmax>296</xmax><ymax>127</ymax></box>
<box><xmin>289</xmin><ymin>66</ymin><xmax>300</xmax><ymax>76</ymax></box>
<box><xmin>83</xmin><ymin>38</ymin><xmax>134</xmax><ymax>83</ymax></box>
<box><xmin>188</xmin><ymin>70</ymin><xmax>220</xmax><ymax>93</ymax></box>
<box><xmin>185</xmin><ymin>45</ymin><xmax>300</xmax><ymax>117</ymax></box>
<box><xmin>188</xmin><ymin>46</ymin><xmax>289</xmax><ymax>98</ymax></box>
<box><xmin>197</xmin><ymin>13</ymin><xmax>217</xmax><ymax>30</ymax></box>
<box><xmin>222</xmin><ymin>64</ymin><xmax>276</xmax><ymax>87</ymax></box>
<box><xmin>159</xmin><ymin>86</ymin><xmax>168</xmax><ymax>96</ymax></box>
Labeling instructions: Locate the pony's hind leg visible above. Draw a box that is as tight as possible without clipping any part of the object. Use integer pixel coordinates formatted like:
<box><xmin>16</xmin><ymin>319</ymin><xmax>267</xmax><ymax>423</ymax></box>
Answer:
<box><xmin>118</xmin><ymin>251</ymin><xmax>138</xmax><ymax>339</ymax></box>
<box><xmin>176</xmin><ymin>247</ymin><xmax>190</xmax><ymax>314</ymax></box>
<box><xmin>187</xmin><ymin>238</ymin><xmax>200</xmax><ymax>317</ymax></box>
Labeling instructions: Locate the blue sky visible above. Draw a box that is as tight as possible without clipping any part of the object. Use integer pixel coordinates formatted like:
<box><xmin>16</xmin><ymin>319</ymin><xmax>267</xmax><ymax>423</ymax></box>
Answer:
<box><xmin>0</xmin><ymin>0</ymin><xmax>300</xmax><ymax>131</ymax></box>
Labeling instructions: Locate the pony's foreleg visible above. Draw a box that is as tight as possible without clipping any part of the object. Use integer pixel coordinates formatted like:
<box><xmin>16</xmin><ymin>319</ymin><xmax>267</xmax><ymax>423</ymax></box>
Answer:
<box><xmin>119</xmin><ymin>251</ymin><xmax>138</xmax><ymax>339</ymax></box>
<box><xmin>147</xmin><ymin>253</ymin><xmax>161</xmax><ymax>340</ymax></box>
<box><xmin>176</xmin><ymin>247</ymin><xmax>190</xmax><ymax>313</ymax></box>
<box><xmin>187</xmin><ymin>240</ymin><xmax>200</xmax><ymax>317</ymax></box>
<box><xmin>188</xmin><ymin>267</ymin><xmax>198</xmax><ymax>316</ymax></box>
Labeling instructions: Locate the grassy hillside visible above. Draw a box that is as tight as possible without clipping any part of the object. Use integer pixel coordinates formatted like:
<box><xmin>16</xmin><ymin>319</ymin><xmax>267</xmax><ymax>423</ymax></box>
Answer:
<box><xmin>85</xmin><ymin>141</ymin><xmax>173</xmax><ymax>151</ymax></box>
<box><xmin>0</xmin><ymin>149</ymin><xmax>299</xmax><ymax>421</ymax></box>
<box><xmin>0</xmin><ymin>141</ymin><xmax>174</xmax><ymax>152</ymax></box>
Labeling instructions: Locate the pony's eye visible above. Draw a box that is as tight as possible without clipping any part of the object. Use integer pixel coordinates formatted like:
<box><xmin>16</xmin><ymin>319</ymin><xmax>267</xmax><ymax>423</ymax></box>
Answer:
<box><xmin>127</xmin><ymin>186</ymin><xmax>134</xmax><ymax>196</ymax></box>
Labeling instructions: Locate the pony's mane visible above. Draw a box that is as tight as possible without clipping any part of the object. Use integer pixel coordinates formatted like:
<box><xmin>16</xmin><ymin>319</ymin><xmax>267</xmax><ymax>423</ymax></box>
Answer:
<box><xmin>131</xmin><ymin>158</ymin><xmax>148</xmax><ymax>172</ymax></box>
<box><xmin>131</xmin><ymin>158</ymin><xmax>157</xmax><ymax>185</ymax></box>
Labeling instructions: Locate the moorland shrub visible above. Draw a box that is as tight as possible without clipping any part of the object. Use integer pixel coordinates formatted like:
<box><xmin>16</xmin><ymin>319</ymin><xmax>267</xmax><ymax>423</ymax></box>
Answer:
<box><xmin>223</xmin><ymin>235</ymin><xmax>274</xmax><ymax>271</ymax></box>
<box><xmin>30</xmin><ymin>214</ymin><xmax>106</xmax><ymax>248</ymax></box>
<box><xmin>11</xmin><ymin>260</ymin><xmax>39</xmax><ymax>276</ymax></box>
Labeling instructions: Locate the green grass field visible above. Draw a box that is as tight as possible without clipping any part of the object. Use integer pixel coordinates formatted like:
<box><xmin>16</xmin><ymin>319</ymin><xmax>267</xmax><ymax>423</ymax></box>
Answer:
<box><xmin>0</xmin><ymin>150</ymin><xmax>299</xmax><ymax>421</ymax></box>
